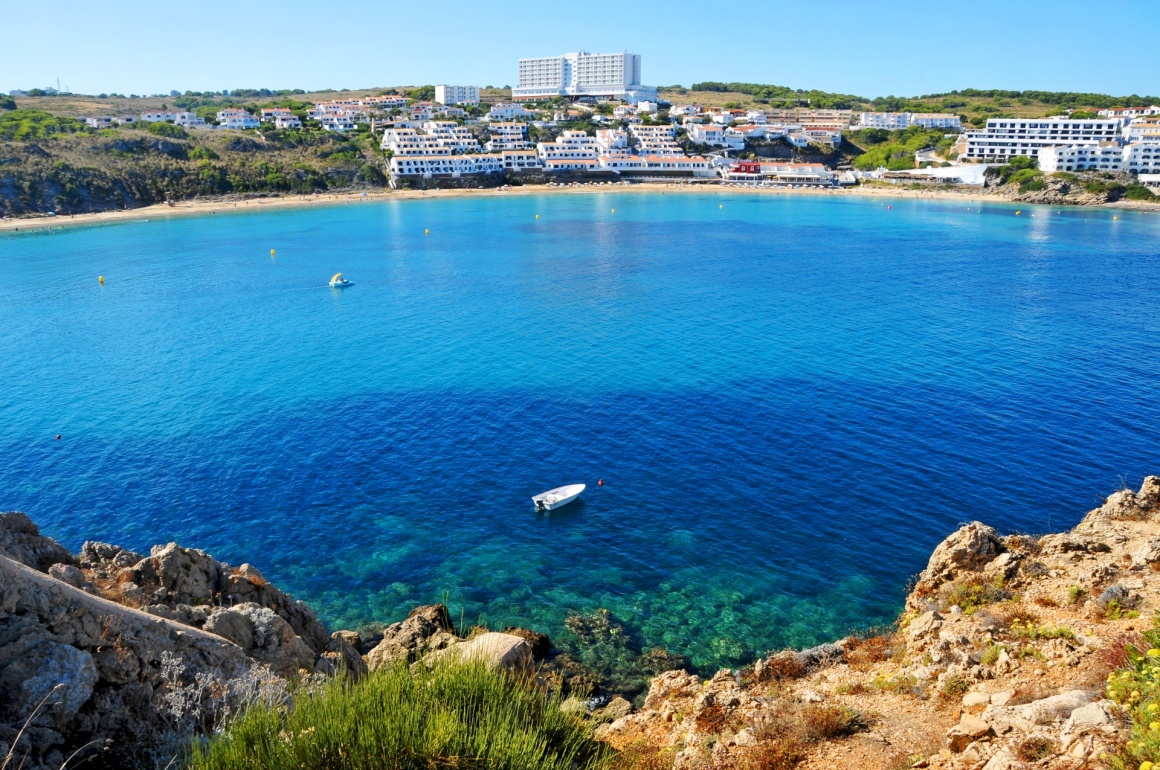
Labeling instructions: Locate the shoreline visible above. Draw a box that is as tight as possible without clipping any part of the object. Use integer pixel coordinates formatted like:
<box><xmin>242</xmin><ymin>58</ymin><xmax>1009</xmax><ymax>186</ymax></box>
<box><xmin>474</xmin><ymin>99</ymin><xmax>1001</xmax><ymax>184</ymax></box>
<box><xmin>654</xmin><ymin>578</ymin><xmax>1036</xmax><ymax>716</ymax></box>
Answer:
<box><xmin>3</xmin><ymin>182</ymin><xmax>1153</xmax><ymax>233</ymax></box>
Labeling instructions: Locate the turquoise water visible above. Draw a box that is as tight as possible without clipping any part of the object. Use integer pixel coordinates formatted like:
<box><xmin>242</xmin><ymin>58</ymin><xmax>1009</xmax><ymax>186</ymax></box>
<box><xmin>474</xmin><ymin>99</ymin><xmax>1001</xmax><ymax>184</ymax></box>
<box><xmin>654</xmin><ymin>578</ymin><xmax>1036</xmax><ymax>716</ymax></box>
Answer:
<box><xmin>2</xmin><ymin>193</ymin><xmax>1159</xmax><ymax>671</ymax></box>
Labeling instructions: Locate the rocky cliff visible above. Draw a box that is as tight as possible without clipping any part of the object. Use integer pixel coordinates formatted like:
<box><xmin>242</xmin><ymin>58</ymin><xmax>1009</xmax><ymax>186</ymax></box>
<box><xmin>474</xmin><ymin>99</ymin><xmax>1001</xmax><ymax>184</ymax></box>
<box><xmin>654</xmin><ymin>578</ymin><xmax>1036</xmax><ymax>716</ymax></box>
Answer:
<box><xmin>597</xmin><ymin>477</ymin><xmax>1160</xmax><ymax>769</ymax></box>
<box><xmin>4</xmin><ymin>477</ymin><xmax>1159</xmax><ymax>769</ymax></box>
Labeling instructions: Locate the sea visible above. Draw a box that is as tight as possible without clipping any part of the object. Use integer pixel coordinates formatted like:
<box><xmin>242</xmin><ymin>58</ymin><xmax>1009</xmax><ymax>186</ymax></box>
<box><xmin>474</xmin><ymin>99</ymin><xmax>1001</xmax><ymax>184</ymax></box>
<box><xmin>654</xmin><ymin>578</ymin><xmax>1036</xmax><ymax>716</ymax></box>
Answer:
<box><xmin>2</xmin><ymin>191</ymin><xmax>1158</xmax><ymax>671</ymax></box>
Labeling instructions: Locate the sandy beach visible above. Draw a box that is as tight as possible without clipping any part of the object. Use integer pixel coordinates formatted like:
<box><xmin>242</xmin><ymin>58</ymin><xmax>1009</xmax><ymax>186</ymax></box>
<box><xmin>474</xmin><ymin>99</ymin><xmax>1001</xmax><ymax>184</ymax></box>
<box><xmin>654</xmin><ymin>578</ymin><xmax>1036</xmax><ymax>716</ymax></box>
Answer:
<box><xmin>0</xmin><ymin>181</ymin><xmax>1150</xmax><ymax>234</ymax></box>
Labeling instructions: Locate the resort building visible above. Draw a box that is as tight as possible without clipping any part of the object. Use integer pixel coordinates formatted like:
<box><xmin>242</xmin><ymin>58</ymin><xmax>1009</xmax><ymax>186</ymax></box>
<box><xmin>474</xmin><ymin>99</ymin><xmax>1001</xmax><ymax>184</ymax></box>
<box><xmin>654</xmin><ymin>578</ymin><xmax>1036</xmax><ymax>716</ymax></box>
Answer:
<box><xmin>84</xmin><ymin>116</ymin><xmax>115</xmax><ymax>129</ymax></box>
<box><xmin>1123</xmin><ymin>143</ymin><xmax>1160</xmax><ymax>174</ymax></box>
<box><xmin>686</xmin><ymin>124</ymin><xmax>726</xmax><ymax>146</ymax></box>
<box><xmin>1037</xmin><ymin>143</ymin><xmax>1124</xmax><ymax>173</ymax></box>
<box><xmin>962</xmin><ymin>117</ymin><xmax>1120</xmax><ymax>162</ymax></box>
<box><xmin>542</xmin><ymin>157</ymin><xmax>601</xmax><ymax>172</ymax></box>
<box><xmin>274</xmin><ymin>115</ymin><xmax>303</xmax><ymax>130</ymax></box>
<box><xmin>173</xmin><ymin>112</ymin><xmax>209</xmax><ymax>129</ymax></box>
<box><xmin>319</xmin><ymin>115</ymin><xmax>356</xmax><ymax>132</ymax></box>
<box><xmin>764</xmin><ymin>109</ymin><xmax>852</xmax><ymax>130</ymax></box>
<box><xmin>1123</xmin><ymin>120</ymin><xmax>1160</xmax><ymax>143</ymax></box>
<box><xmin>261</xmin><ymin>108</ymin><xmax>295</xmax><ymax>122</ymax></box>
<box><xmin>140</xmin><ymin>112</ymin><xmax>176</xmax><ymax>123</ymax></box>
<box><xmin>722</xmin><ymin>161</ymin><xmax>836</xmax><ymax>185</ymax></box>
<box><xmin>595</xmin><ymin>129</ymin><xmax>630</xmax><ymax>156</ymax></box>
<box><xmin>536</xmin><ymin>131</ymin><xmax>600</xmax><ymax>162</ymax></box>
<box><xmin>857</xmin><ymin>112</ymin><xmax>961</xmax><ymax>130</ymax></box>
<box><xmin>501</xmin><ymin>150</ymin><xmax>543</xmax><ymax>170</ymax></box>
<box><xmin>641</xmin><ymin>155</ymin><xmax>713</xmax><ymax>176</ymax></box>
<box><xmin>217</xmin><ymin>109</ymin><xmax>260</xmax><ymax>130</ymax></box>
<box><xmin>512</xmin><ymin>51</ymin><xmax>656</xmax><ymax>104</ymax></box>
<box><xmin>1098</xmin><ymin>106</ymin><xmax>1160</xmax><ymax>120</ymax></box>
<box><xmin>115</xmin><ymin>116</ymin><xmax>137</xmax><ymax>126</ymax></box>
<box><xmin>485</xmin><ymin>123</ymin><xmax>530</xmax><ymax>152</ymax></box>
<box><xmin>434</xmin><ymin>85</ymin><xmax>480</xmax><ymax>106</ymax></box>
<box><xmin>486</xmin><ymin>103</ymin><xmax>535</xmax><ymax>122</ymax></box>
<box><xmin>909</xmin><ymin>113</ymin><xmax>961</xmax><ymax>130</ymax></box>
<box><xmin>629</xmin><ymin>124</ymin><xmax>683</xmax><ymax>156</ymax></box>
<box><xmin>802</xmin><ymin>127</ymin><xmax>843</xmax><ymax>147</ymax></box>
<box><xmin>381</xmin><ymin>128</ymin><xmax>450</xmax><ymax>155</ymax></box>
<box><xmin>389</xmin><ymin>154</ymin><xmax>503</xmax><ymax>177</ymax></box>
<box><xmin>670</xmin><ymin>105</ymin><xmax>700</xmax><ymax>118</ymax></box>
<box><xmin>422</xmin><ymin>121</ymin><xmax>481</xmax><ymax>153</ymax></box>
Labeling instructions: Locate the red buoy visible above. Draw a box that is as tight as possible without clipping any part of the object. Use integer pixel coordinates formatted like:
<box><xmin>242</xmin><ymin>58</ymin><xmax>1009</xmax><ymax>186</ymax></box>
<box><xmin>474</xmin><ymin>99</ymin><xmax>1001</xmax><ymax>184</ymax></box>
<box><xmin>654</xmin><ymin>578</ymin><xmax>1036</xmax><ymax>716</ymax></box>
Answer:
<box><xmin>55</xmin><ymin>434</ymin><xmax>61</xmax><ymax>440</ymax></box>
<box><xmin>598</xmin><ymin>479</ymin><xmax>604</xmax><ymax>487</ymax></box>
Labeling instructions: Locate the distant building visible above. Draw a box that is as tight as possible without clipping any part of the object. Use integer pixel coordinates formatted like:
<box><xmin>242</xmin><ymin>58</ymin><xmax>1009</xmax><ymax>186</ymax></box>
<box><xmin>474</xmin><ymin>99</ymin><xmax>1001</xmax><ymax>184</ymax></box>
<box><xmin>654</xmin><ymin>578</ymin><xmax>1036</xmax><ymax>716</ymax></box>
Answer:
<box><xmin>687</xmin><ymin>124</ymin><xmax>726</xmax><ymax>146</ymax></box>
<box><xmin>858</xmin><ymin>112</ymin><xmax>910</xmax><ymax>130</ymax></box>
<box><xmin>501</xmin><ymin>150</ymin><xmax>543</xmax><ymax>170</ymax></box>
<box><xmin>1098</xmin><ymin>106</ymin><xmax>1160</xmax><ymax>120</ymax></box>
<box><xmin>274</xmin><ymin>115</ymin><xmax>303</xmax><ymax>130</ymax></box>
<box><xmin>909</xmin><ymin>113</ymin><xmax>961</xmax><ymax>130</ymax></box>
<box><xmin>9</xmin><ymin>90</ymin><xmax>28</xmax><ymax>97</ymax></box>
<box><xmin>434</xmin><ymin>85</ymin><xmax>480</xmax><ymax>106</ymax></box>
<box><xmin>174</xmin><ymin>112</ymin><xmax>209</xmax><ymax>129</ymax></box>
<box><xmin>1037</xmin><ymin>143</ymin><xmax>1123</xmax><ymax>173</ymax></box>
<box><xmin>764</xmin><ymin>108</ymin><xmax>852</xmax><ymax>130</ymax></box>
<box><xmin>963</xmin><ymin>117</ymin><xmax>1119</xmax><ymax>162</ymax></box>
<box><xmin>536</xmin><ymin>130</ymin><xmax>600</xmax><ymax>162</ymax></box>
<box><xmin>84</xmin><ymin>116</ymin><xmax>115</xmax><ymax>129</ymax></box>
<box><xmin>487</xmin><ymin>103</ymin><xmax>535</xmax><ymax>121</ymax></box>
<box><xmin>422</xmin><ymin>121</ymin><xmax>481</xmax><ymax>153</ymax></box>
<box><xmin>512</xmin><ymin>51</ymin><xmax>656</xmax><ymax>104</ymax></box>
<box><xmin>485</xmin><ymin>122</ymin><xmax>530</xmax><ymax>152</ymax></box>
<box><xmin>1124</xmin><ymin>119</ymin><xmax>1160</xmax><ymax>143</ymax></box>
<box><xmin>389</xmin><ymin>154</ymin><xmax>503</xmax><ymax>177</ymax></box>
<box><xmin>722</xmin><ymin>161</ymin><xmax>836</xmax><ymax>185</ymax></box>
<box><xmin>1123</xmin><ymin>143</ymin><xmax>1160</xmax><ymax>174</ymax></box>
<box><xmin>140</xmin><ymin>112</ymin><xmax>176</xmax><ymax>123</ymax></box>
<box><xmin>217</xmin><ymin>109</ymin><xmax>260</xmax><ymax>129</ymax></box>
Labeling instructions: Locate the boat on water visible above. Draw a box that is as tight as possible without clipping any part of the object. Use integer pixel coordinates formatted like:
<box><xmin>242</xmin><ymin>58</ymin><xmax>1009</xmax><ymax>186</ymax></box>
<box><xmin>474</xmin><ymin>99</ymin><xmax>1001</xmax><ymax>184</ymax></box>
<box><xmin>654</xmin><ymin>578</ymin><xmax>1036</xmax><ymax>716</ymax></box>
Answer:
<box><xmin>329</xmin><ymin>272</ymin><xmax>353</xmax><ymax>288</ymax></box>
<box><xmin>532</xmin><ymin>483</ymin><xmax>585</xmax><ymax>512</ymax></box>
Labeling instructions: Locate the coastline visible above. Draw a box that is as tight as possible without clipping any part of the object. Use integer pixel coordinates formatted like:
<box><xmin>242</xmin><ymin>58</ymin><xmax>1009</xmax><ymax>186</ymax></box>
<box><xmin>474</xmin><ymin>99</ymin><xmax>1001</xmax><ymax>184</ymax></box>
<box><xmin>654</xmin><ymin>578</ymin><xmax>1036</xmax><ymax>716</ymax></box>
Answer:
<box><xmin>5</xmin><ymin>181</ymin><xmax>1150</xmax><ymax>234</ymax></box>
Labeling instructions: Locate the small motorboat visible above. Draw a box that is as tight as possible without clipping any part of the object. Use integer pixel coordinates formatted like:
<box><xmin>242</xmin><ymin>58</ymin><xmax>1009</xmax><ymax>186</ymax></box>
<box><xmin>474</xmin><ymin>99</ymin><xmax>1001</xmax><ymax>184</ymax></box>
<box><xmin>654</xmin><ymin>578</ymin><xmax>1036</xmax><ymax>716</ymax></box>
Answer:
<box><xmin>532</xmin><ymin>483</ymin><xmax>585</xmax><ymax>512</ymax></box>
<box><xmin>329</xmin><ymin>272</ymin><xmax>353</xmax><ymax>288</ymax></box>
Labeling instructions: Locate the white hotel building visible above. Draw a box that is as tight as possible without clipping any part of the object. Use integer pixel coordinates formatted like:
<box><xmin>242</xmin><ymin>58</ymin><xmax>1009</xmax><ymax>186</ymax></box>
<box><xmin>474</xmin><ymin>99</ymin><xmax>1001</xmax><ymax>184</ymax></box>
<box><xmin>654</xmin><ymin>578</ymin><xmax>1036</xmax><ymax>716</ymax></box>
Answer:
<box><xmin>434</xmin><ymin>85</ymin><xmax>480</xmax><ymax>106</ymax></box>
<box><xmin>512</xmin><ymin>51</ymin><xmax>656</xmax><ymax>104</ymax></box>
<box><xmin>962</xmin><ymin>117</ymin><xmax>1119</xmax><ymax>162</ymax></box>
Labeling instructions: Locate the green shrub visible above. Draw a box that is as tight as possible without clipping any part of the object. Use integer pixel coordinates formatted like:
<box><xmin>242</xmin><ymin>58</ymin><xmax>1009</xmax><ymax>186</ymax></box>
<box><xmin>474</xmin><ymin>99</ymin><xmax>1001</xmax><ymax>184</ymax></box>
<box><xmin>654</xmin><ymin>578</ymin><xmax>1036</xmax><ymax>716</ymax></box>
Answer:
<box><xmin>1102</xmin><ymin>617</ymin><xmax>1160</xmax><ymax>769</ymax></box>
<box><xmin>980</xmin><ymin>644</ymin><xmax>1004</xmax><ymax>666</ymax></box>
<box><xmin>1123</xmin><ymin>184</ymin><xmax>1156</xmax><ymax>201</ymax></box>
<box><xmin>944</xmin><ymin>575</ymin><xmax>1010</xmax><ymax>614</ymax></box>
<box><xmin>147</xmin><ymin>121</ymin><xmax>189</xmax><ymax>139</ymax></box>
<box><xmin>189</xmin><ymin>146</ymin><xmax>220</xmax><ymax>161</ymax></box>
<box><xmin>0</xmin><ymin>109</ymin><xmax>88</xmax><ymax>140</ymax></box>
<box><xmin>0</xmin><ymin>96</ymin><xmax>15</xmax><ymax>111</ymax></box>
<box><xmin>185</xmin><ymin>659</ymin><xmax>613</xmax><ymax>770</ymax></box>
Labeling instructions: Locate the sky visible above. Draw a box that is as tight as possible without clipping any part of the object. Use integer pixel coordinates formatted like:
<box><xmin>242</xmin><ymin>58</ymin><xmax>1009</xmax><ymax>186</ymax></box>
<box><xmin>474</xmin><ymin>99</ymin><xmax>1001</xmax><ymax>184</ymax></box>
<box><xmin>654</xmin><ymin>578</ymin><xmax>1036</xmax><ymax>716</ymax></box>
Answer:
<box><xmin>4</xmin><ymin>0</ymin><xmax>1159</xmax><ymax>99</ymax></box>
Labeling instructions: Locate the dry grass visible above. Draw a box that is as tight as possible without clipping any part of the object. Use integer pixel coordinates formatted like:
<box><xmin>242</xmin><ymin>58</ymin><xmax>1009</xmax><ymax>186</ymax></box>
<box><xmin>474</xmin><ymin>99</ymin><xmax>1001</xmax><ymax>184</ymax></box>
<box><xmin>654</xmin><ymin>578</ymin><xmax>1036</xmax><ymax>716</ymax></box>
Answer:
<box><xmin>731</xmin><ymin>702</ymin><xmax>871</xmax><ymax>770</ymax></box>
<box><xmin>995</xmin><ymin>603</ymin><xmax>1041</xmax><ymax>629</ymax></box>
<box><xmin>1032</xmin><ymin>595</ymin><xmax>1060</xmax><ymax>608</ymax></box>
<box><xmin>846</xmin><ymin>632</ymin><xmax>903</xmax><ymax>671</ymax></box>
<box><xmin>694</xmin><ymin>704</ymin><xmax>734</xmax><ymax>735</ymax></box>
<box><xmin>609</xmin><ymin>743</ymin><xmax>675</xmax><ymax>770</ymax></box>
<box><xmin>1007</xmin><ymin>682</ymin><xmax>1056</xmax><ymax>706</ymax></box>
<box><xmin>1013</xmin><ymin>735</ymin><xmax>1056</xmax><ymax>762</ymax></box>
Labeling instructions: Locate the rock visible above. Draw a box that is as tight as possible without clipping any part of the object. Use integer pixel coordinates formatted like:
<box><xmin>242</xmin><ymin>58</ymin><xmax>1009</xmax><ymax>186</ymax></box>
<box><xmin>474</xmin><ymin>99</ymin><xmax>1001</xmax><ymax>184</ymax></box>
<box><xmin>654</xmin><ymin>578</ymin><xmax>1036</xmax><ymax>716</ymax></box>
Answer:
<box><xmin>598</xmin><ymin>695</ymin><xmax>633</xmax><ymax>721</ymax></box>
<box><xmin>962</xmin><ymin>691</ymin><xmax>990</xmax><ymax>709</ymax></box>
<box><xmin>801</xmin><ymin>689</ymin><xmax>826</xmax><ymax>704</ymax></box>
<box><xmin>78</xmin><ymin>540</ymin><xmax>145</xmax><ymax>570</ymax></box>
<box><xmin>1131</xmin><ymin>537</ymin><xmax>1160</xmax><ymax>567</ymax></box>
<box><xmin>1038</xmin><ymin>534</ymin><xmax>1112</xmax><ymax>555</ymax></box>
<box><xmin>334</xmin><ymin>629</ymin><xmax>362</xmax><ymax>653</ymax></box>
<box><xmin>0</xmin><ymin>511</ymin><xmax>75</xmax><ymax>572</ymax></box>
<box><xmin>502</xmin><ymin>626</ymin><xmax>550</xmax><ymax>660</ymax></box>
<box><xmin>989</xmin><ymin>689</ymin><xmax>1014</xmax><ymax>706</ymax></box>
<box><xmin>643</xmin><ymin>669</ymin><xmax>702</xmax><ymax>710</ymax></box>
<box><xmin>908</xmin><ymin>610</ymin><xmax>943</xmax><ymax>641</ymax></box>
<box><xmin>322</xmin><ymin>631</ymin><xmax>368</xmax><ymax>680</ymax></box>
<box><xmin>946</xmin><ymin>714</ymin><xmax>993</xmax><ymax>752</ymax></box>
<box><xmin>983</xmin><ymin>690</ymin><xmax>1092</xmax><ymax>735</ymax></box>
<box><xmin>793</xmin><ymin>642</ymin><xmax>844</xmax><ymax>672</ymax></box>
<box><xmin>1060</xmin><ymin>699</ymin><xmax>1117</xmax><ymax>744</ymax></box>
<box><xmin>203</xmin><ymin>606</ymin><xmax>255</xmax><ymax>649</ymax></box>
<box><xmin>915</xmin><ymin>522</ymin><xmax>1005</xmax><ymax>594</ymax></box>
<box><xmin>48</xmin><ymin>563</ymin><xmax>88</xmax><ymax>589</ymax></box>
<box><xmin>366</xmin><ymin>604</ymin><xmax>459</xmax><ymax>671</ymax></box>
<box><xmin>203</xmin><ymin>603</ymin><xmax>316</xmax><ymax>677</ymax></box>
<box><xmin>983</xmin><ymin>552</ymin><xmax>1019</xmax><ymax>580</ymax></box>
<box><xmin>0</xmin><ymin>553</ymin><xmax>252</xmax><ymax>769</ymax></box>
<box><xmin>426</xmin><ymin>632</ymin><xmax>532</xmax><ymax>670</ymax></box>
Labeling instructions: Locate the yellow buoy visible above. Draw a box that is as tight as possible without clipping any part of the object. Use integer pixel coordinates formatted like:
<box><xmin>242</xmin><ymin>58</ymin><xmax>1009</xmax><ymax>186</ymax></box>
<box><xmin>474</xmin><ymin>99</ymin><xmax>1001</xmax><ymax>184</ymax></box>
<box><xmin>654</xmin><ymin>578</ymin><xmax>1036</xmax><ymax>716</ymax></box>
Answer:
<box><xmin>1113</xmin><ymin>216</ymin><xmax>1118</xmax><ymax>221</ymax></box>
<box><xmin>270</xmin><ymin>249</ymin><xmax>276</xmax><ymax>256</ymax></box>
<box><xmin>425</xmin><ymin>228</ymin><xmax>430</xmax><ymax>235</ymax></box>
<box><xmin>535</xmin><ymin>214</ymin><xmax>539</xmax><ymax>219</ymax></box>
<box><xmin>1015</xmin><ymin>211</ymin><xmax>1021</xmax><ymax>216</ymax></box>
<box><xmin>98</xmin><ymin>275</ymin><xmax>104</xmax><ymax>284</ymax></box>
<box><xmin>611</xmin><ymin>209</ymin><xmax>615</xmax><ymax>214</ymax></box>
<box><xmin>719</xmin><ymin>204</ymin><xmax>723</xmax><ymax>209</ymax></box>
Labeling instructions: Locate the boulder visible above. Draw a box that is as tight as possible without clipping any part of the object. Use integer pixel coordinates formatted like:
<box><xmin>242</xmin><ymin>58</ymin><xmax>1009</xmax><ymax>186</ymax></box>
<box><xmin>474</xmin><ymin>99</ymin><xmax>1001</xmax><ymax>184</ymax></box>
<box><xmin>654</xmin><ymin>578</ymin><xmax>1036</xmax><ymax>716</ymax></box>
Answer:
<box><xmin>1060</xmin><ymin>699</ymin><xmax>1116</xmax><ymax>744</ymax></box>
<box><xmin>321</xmin><ymin>632</ymin><xmax>368</xmax><ymax>680</ymax></box>
<box><xmin>78</xmin><ymin>541</ymin><xmax>145</xmax><ymax>570</ymax></box>
<box><xmin>426</xmin><ymin>632</ymin><xmax>532</xmax><ymax>670</ymax></box>
<box><xmin>0</xmin><ymin>511</ymin><xmax>75</xmax><ymax>572</ymax></box>
<box><xmin>366</xmin><ymin>604</ymin><xmax>458</xmax><ymax>671</ymax></box>
<box><xmin>908</xmin><ymin>610</ymin><xmax>943</xmax><ymax>641</ymax></box>
<box><xmin>502</xmin><ymin>626</ymin><xmax>550</xmax><ymax>660</ymax></box>
<box><xmin>203</xmin><ymin>603</ymin><xmax>315</xmax><ymax>677</ymax></box>
<box><xmin>48</xmin><ymin>563</ymin><xmax>88</xmax><ymax>590</ymax></box>
<box><xmin>643</xmin><ymin>669</ymin><xmax>702</xmax><ymax>710</ymax></box>
<box><xmin>946</xmin><ymin>714</ymin><xmax>993</xmax><ymax>752</ymax></box>
<box><xmin>599</xmin><ymin>695</ymin><xmax>633</xmax><ymax>721</ymax></box>
<box><xmin>1133</xmin><ymin>537</ymin><xmax>1160</xmax><ymax>568</ymax></box>
<box><xmin>918</xmin><ymin>522</ymin><xmax>1005</xmax><ymax>587</ymax></box>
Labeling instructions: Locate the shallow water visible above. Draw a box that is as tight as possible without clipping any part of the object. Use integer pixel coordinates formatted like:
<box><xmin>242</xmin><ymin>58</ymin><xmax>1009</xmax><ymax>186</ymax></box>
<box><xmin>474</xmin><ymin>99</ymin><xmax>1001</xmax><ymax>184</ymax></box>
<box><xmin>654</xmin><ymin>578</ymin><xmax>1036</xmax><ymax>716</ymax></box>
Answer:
<box><xmin>2</xmin><ymin>193</ymin><xmax>1158</xmax><ymax>670</ymax></box>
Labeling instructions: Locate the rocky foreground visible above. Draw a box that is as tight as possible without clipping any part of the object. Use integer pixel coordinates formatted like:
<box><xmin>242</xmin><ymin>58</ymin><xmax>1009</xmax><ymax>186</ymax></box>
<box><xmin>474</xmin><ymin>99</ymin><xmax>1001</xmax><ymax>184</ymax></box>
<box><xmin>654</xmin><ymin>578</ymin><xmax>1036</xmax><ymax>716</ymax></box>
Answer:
<box><xmin>3</xmin><ymin>477</ymin><xmax>1159</xmax><ymax>769</ymax></box>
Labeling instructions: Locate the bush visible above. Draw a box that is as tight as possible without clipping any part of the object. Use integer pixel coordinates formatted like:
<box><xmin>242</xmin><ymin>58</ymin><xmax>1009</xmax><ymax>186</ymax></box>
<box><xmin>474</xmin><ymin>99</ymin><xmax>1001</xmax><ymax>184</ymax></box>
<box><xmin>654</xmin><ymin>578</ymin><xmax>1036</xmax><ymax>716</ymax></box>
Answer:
<box><xmin>1102</xmin><ymin>618</ymin><xmax>1160</xmax><ymax>769</ymax></box>
<box><xmin>0</xmin><ymin>109</ymin><xmax>88</xmax><ymax>140</ymax></box>
<box><xmin>0</xmin><ymin>96</ymin><xmax>15</xmax><ymax>111</ymax></box>
<box><xmin>186</xmin><ymin>659</ymin><xmax>613</xmax><ymax>770</ymax></box>
<box><xmin>944</xmin><ymin>575</ymin><xmax>1010</xmax><ymax>614</ymax></box>
<box><xmin>1124</xmin><ymin>184</ymin><xmax>1156</xmax><ymax>201</ymax></box>
<box><xmin>147</xmin><ymin>121</ymin><xmax>189</xmax><ymax>139</ymax></box>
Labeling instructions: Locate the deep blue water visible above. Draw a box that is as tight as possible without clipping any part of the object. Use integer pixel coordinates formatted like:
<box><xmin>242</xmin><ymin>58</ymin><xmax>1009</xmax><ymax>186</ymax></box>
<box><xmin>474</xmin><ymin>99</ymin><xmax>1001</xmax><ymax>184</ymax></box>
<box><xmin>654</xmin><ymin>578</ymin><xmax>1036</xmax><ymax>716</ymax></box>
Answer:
<box><xmin>2</xmin><ymin>192</ymin><xmax>1158</xmax><ymax>670</ymax></box>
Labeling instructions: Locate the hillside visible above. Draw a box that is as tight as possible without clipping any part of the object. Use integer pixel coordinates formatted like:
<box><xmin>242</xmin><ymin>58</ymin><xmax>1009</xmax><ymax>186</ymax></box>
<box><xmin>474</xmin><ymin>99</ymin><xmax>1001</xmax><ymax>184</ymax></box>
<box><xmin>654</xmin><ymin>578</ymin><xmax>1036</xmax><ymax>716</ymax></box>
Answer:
<box><xmin>0</xmin><ymin>113</ymin><xmax>385</xmax><ymax>216</ymax></box>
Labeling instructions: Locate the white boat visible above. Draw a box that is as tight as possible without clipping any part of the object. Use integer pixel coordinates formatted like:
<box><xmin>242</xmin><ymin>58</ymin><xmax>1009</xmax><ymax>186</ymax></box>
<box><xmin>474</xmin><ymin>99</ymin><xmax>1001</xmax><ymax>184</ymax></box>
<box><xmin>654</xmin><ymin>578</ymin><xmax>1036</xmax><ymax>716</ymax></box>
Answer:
<box><xmin>329</xmin><ymin>272</ymin><xmax>353</xmax><ymax>288</ymax></box>
<box><xmin>532</xmin><ymin>483</ymin><xmax>586</xmax><ymax>512</ymax></box>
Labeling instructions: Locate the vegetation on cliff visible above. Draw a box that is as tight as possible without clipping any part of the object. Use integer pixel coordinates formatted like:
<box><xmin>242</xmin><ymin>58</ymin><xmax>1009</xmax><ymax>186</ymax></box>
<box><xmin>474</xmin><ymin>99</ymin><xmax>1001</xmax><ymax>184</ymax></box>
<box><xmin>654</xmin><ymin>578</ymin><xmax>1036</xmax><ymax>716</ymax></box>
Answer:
<box><xmin>187</xmin><ymin>659</ymin><xmax>612</xmax><ymax>770</ymax></box>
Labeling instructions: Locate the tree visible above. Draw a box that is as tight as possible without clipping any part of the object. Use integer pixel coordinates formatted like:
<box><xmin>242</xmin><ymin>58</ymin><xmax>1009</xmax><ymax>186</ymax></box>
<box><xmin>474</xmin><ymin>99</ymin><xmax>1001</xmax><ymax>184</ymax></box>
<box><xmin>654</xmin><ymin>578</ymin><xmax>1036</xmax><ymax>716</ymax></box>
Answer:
<box><xmin>146</xmin><ymin>121</ymin><xmax>188</xmax><ymax>139</ymax></box>
<box><xmin>409</xmin><ymin>85</ymin><xmax>436</xmax><ymax>101</ymax></box>
<box><xmin>0</xmin><ymin>96</ymin><xmax>15</xmax><ymax>111</ymax></box>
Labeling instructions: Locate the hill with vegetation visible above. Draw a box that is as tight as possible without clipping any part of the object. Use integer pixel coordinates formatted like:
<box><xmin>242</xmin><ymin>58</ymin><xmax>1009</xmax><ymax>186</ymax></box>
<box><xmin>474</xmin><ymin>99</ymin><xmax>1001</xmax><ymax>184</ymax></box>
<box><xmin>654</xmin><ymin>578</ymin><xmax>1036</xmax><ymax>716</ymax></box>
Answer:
<box><xmin>0</xmin><ymin>109</ymin><xmax>385</xmax><ymax>216</ymax></box>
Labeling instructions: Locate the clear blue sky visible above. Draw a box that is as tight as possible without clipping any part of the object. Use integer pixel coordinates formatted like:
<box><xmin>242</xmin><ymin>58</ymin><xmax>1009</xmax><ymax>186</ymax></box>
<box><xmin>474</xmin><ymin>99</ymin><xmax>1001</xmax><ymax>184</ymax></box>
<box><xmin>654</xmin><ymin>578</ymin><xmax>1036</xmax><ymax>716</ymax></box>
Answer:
<box><xmin>5</xmin><ymin>0</ymin><xmax>1159</xmax><ymax>99</ymax></box>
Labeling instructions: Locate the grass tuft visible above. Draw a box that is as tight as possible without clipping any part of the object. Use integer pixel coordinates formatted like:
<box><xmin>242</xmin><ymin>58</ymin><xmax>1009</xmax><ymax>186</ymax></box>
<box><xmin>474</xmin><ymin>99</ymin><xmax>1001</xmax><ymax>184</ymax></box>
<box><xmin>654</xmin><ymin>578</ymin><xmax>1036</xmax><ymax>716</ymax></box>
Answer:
<box><xmin>185</xmin><ymin>658</ymin><xmax>612</xmax><ymax>770</ymax></box>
